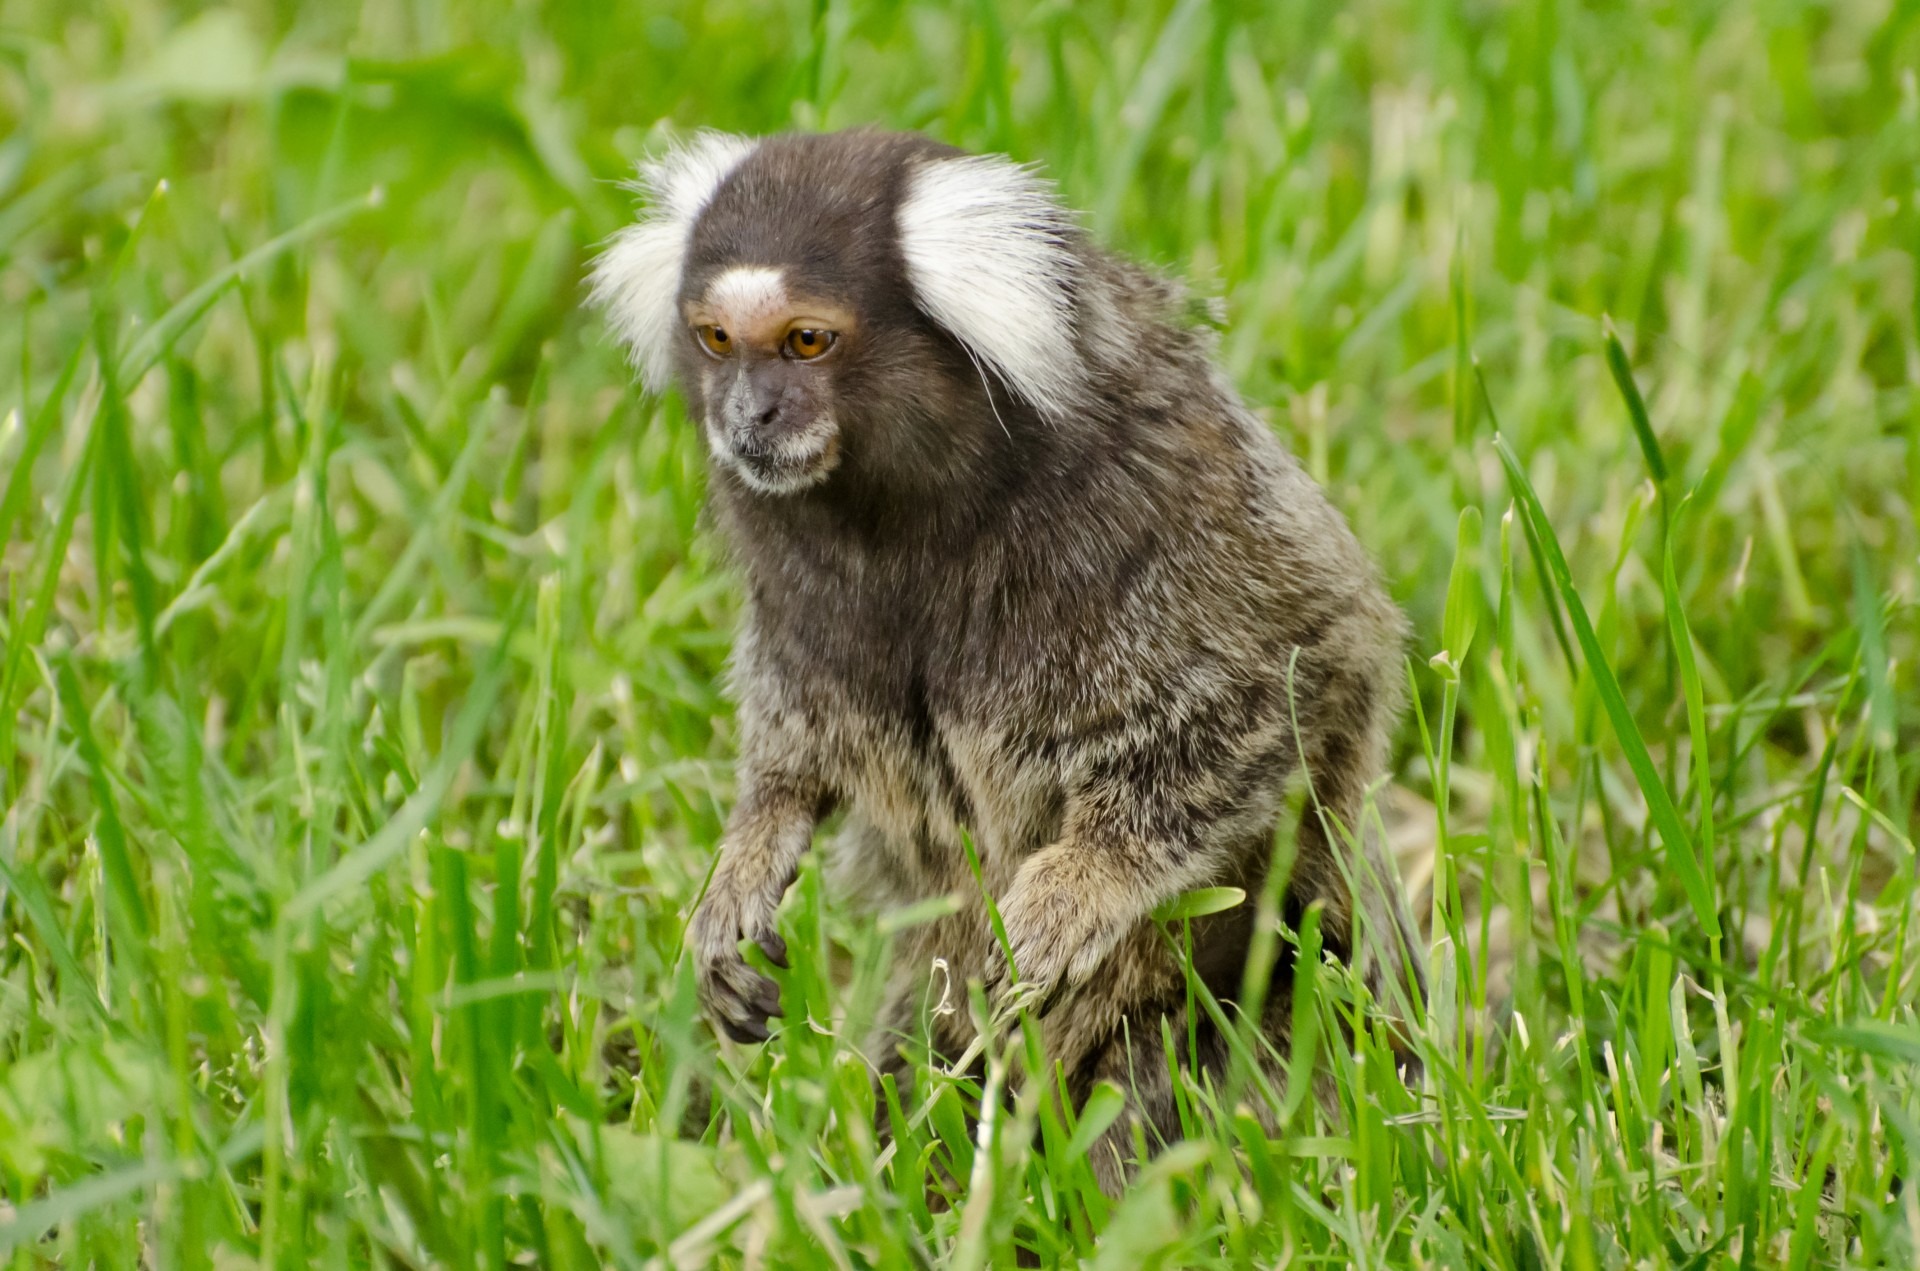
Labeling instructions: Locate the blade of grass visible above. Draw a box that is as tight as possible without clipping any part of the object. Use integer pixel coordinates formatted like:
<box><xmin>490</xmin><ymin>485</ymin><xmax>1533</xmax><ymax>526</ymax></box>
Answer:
<box><xmin>117</xmin><ymin>187</ymin><xmax>383</xmax><ymax>386</ymax></box>
<box><xmin>1489</xmin><ymin>416</ymin><xmax>1720</xmax><ymax>939</ymax></box>
<box><xmin>53</xmin><ymin>661</ymin><xmax>154</xmax><ymax>955</ymax></box>
<box><xmin>280</xmin><ymin>595</ymin><xmax>519</xmax><ymax>926</ymax></box>
<box><xmin>0</xmin><ymin>340</ymin><xmax>84</xmax><ymax>548</ymax></box>
<box><xmin>1602</xmin><ymin>318</ymin><xmax>1667</xmax><ymax>485</ymax></box>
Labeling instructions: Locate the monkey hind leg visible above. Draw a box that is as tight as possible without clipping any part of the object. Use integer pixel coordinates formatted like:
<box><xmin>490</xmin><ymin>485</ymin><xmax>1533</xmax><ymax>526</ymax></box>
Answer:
<box><xmin>1288</xmin><ymin>649</ymin><xmax>1428</xmax><ymax>1032</ymax></box>
<box><xmin>1068</xmin><ymin>998</ymin><xmax>1296</xmax><ymax>1197</ymax></box>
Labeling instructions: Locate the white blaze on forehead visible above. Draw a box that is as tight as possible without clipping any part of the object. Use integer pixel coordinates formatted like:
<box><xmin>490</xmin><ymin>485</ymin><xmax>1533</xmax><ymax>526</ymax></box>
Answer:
<box><xmin>588</xmin><ymin>131</ymin><xmax>759</xmax><ymax>392</ymax></box>
<box><xmin>700</xmin><ymin>266</ymin><xmax>791</xmax><ymax>334</ymax></box>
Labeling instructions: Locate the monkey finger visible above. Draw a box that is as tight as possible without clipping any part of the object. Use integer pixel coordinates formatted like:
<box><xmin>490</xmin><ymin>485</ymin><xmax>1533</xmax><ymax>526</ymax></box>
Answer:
<box><xmin>705</xmin><ymin>950</ymin><xmax>751</xmax><ymax>996</ymax></box>
<box><xmin>750</xmin><ymin>972</ymin><xmax>783</xmax><ymax>1020</ymax></box>
<box><xmin>703</xmin><ymin>972</ymin><xmax>772</xmax><ymax>1043</ymax></box>
<box><xmin>716</xmin><ymin>956</ymin><xmax>783</xmax><ymax>1023</ymax></box>
<box><xmin>754</xmin><ymin>928</ymin><xmax>789</xmax><ymax>970</ymax></box>
<box><xmin>695</xmin><ymin>953</ymin><xmax>748</xmax><ymax>1013</ymax></box>
<box><xmin>721</xmin><ymin>955</ymin><xmax>783</xmax><ymax>1021</ymax></box>
<box><xmin>1000</xmin><ymin>940</ymin><xmax>1058</xmax><ymax>997</ymax></box>
<box><xmin>717</xmin><ymin>1010</ymin><xmax>771</xmax><ymax>1045</ymax></box>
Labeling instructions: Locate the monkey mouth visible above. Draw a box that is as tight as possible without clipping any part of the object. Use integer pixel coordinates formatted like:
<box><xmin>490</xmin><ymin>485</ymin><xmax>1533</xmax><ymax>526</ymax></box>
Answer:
<box><xmin>721</xmin><ymin>418</ymin><xmax>840</xmax><ymax>496</ymax></box>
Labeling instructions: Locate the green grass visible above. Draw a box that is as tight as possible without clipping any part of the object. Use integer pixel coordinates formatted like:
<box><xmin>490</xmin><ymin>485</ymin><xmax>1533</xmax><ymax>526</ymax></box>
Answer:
<box><xmin>1</xmin><ymin>0</ymin><xmax>1916</xmax><ymax>1265</ymax></box>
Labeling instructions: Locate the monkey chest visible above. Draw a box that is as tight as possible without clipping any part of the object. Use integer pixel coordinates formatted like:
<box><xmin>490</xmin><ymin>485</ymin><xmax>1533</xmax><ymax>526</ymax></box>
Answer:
<box><xmin>823</xmin><ymin>702</ymin><xmax>1064</xmax><ymax>889</ymax></box>
<box><xmin>751</xmin><ymin>569</ymin><xmax>1076</xmax><ymax>882</ymax></box>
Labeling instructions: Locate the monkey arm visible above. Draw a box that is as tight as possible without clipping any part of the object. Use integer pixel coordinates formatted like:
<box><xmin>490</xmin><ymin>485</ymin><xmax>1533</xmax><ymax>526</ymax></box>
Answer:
<box><xmin>686</xmin><ymin>749</ymin><xmax>831</xmax><ymax>1043</ymax></box>
<box><xmin>992</xmin><ymin>696</ymin><xmax>1290</xmax><ymax>998</ymax></box>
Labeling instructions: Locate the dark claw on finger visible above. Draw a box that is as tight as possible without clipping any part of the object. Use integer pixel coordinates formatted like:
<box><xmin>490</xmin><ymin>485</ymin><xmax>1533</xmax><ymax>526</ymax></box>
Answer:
<box><xmin>720</xmin><ymin>1012</ymin><xmax>770</xmax><ymax>1044</ymax></box>
<box><xmin>752</xmin><ymin>975</ymin><xmax>783</xmax><ymax>1019</ymax></box>
<box><xmin>758</xmin><ymin>930</ymin><xmax>789</xmax><ymax>969</ymax></box>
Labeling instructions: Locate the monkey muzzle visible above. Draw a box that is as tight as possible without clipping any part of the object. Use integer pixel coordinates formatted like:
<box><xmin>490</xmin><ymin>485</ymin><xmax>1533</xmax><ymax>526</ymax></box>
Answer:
<box><xmin>710</xmin><ymin>364</ymin><xmax>840</xmax><ymax>495</ymax></box>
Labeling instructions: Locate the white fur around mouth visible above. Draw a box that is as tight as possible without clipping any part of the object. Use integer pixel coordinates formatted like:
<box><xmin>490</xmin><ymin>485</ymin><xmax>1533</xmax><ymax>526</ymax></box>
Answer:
<box><xmin>722</xmin><ymin>418</ymin><xmax>839</xmax><ymax>495</ymax></box>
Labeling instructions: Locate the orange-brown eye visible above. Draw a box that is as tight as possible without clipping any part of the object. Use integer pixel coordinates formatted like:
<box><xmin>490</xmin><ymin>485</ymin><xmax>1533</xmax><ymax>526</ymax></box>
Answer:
<box><xmin>695</xmin><ymin>325</ymin><xmax>732</xmax><ymax>357</ymax></box>
<box><xmin>784</xmin><ymin>328</ymin><xmax>836</xmax><ymax>361</ymax></box>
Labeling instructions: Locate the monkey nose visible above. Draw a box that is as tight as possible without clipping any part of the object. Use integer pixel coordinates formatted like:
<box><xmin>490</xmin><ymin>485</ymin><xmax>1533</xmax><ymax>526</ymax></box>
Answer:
<box><xmin>729</xmin><ymin>409</ymin><xmax>781</xmax><ymax>457</ymax></box>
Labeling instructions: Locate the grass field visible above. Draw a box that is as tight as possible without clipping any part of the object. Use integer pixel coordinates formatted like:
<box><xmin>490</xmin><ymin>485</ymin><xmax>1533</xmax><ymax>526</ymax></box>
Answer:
<box><xmin>1</xmin><ymin>0</ymin><xmax>1917</xmax><ymax>1265</ymax></box>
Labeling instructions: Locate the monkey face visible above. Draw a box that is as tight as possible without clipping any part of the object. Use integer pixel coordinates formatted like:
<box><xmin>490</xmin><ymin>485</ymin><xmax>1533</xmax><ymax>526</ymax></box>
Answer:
<box><xmin>678</xmin><ymin>266</ymin><xmax>856</xmax><ymax>495</ymax></box>
<box><xmin>594</xmin><ymin>130</ymin><xmax>1092</xmax><ymax>499</ymax></box>
<box><xmin>668</xmin><ymin>134</ymin><xmax>962</xmax><ymax>499</ymax></box>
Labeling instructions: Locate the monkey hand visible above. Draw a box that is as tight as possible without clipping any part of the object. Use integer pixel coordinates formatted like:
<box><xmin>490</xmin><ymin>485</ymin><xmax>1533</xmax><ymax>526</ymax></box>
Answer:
<box><xmin>688</xmin><ymin>854</ymin><xmax>792</xmax><ymax>1044</ymax></box>
<box><xmin>986</xmin><ymin>843</ymin><xmax>1130</xmax><ymax>1012</ymax></box>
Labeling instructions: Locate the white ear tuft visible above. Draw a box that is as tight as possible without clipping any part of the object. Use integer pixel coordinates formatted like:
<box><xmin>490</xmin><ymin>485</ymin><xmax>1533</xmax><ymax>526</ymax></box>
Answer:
<box><xmin>589</xmin><ymin>132</ymin><xmax>759</xmax><ymax>392</ymax></box>
<box><xmin>896</xmin><ymin>154</ymin><xmax>1083</xmax><ymax>420</ymax></box>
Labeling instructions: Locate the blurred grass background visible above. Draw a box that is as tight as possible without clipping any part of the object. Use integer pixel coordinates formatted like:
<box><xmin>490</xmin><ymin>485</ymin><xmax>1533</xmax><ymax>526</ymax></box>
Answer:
<box><xmin>0</xmin><ymin>0</ymin><xmax>1916</xmax><ymax>1266</ymax></box>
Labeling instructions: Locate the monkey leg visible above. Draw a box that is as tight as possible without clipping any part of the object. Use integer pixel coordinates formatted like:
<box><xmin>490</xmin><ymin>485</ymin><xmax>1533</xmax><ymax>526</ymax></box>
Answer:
<box><xmin>1287</xmin><ymin>645</ymin><xmax>1428</xmax><ymax>1031</ymax></box>
<box><xmin>1067</xmin><ymin>990</ymin><xmax>1299</xmax><ymax>1197</ymax></box>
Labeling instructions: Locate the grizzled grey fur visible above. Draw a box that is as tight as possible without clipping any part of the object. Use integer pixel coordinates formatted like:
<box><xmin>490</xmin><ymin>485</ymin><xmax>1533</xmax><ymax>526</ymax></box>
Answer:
<box><xmin>591</xmin><ymin>128</ymin><xmax>1425</xmax><ymax>1192</ymax></box>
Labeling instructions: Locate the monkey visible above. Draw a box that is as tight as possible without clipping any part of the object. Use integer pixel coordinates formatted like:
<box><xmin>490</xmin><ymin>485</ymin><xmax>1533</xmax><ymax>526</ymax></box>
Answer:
<box><xmin>590</xmin><ymin>128</ymin><xmax>1426</xmax><ymax>1192</ymax></box>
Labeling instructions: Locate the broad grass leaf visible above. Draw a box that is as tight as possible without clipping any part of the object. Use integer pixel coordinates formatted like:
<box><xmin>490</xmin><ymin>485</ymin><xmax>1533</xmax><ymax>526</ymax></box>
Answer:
<box><xmin>1152</xmin><ymin>886</ymin><xmax>1246</xmax><ymax>923</ymax></box>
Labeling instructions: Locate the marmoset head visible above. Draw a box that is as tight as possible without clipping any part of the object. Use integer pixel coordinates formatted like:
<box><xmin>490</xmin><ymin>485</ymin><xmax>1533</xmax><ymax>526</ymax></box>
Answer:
<box><xmin>591</xmin><ymin>130</ymin><xmax>1097</xmax><ymax>497</ymax></box>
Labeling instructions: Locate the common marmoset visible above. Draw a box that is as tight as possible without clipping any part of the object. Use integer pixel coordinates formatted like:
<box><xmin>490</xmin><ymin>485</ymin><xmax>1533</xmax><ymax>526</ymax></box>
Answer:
<box><xmin>592</xmin><ymin>128</ymin><xmax>1425</xmax><ymax>1189</ymax></box>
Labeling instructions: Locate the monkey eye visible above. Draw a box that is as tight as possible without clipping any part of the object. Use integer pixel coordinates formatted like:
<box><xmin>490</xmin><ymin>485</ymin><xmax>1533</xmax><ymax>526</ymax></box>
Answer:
<box><xmin>694</xmin><ymin>325</ymin><xmax>733</xmax><ymax>358</ymax></box>
<box><xmin>783</xmin><ymin>328</ymin><xmax>837</xmax><ymax>361</ymax></box>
